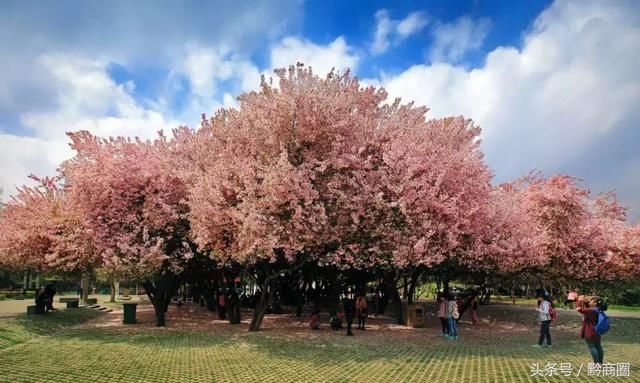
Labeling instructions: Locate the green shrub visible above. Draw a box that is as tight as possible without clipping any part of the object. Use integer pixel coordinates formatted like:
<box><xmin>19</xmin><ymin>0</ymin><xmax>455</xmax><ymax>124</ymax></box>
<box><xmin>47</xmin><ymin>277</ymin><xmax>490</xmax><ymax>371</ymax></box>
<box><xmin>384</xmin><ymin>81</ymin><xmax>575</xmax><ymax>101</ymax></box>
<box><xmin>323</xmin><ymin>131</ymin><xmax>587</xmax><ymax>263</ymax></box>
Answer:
<box><xmin>620</xmin><ymin>287</ymin><xmax>640</xmax><ymax>306</ymax></box>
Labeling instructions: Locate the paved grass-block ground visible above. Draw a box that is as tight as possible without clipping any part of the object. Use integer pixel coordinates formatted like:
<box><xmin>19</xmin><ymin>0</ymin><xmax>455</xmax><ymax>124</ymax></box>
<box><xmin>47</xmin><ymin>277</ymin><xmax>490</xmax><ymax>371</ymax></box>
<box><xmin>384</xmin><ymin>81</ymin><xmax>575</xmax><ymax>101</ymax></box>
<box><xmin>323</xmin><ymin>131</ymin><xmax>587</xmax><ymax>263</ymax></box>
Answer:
<box><xmin>0</xmin><ymin>302</ymin><xmax>638</xmax><ymax>382</ymax></box>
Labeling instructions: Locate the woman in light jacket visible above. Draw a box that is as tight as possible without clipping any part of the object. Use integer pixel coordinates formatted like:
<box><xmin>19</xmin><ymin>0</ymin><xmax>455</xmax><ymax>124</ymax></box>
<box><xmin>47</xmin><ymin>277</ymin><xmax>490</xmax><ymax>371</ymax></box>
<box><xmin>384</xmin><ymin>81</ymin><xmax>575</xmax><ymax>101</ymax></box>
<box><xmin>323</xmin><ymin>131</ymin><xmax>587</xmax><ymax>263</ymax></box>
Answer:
<box><xmin>533</xmin><ymin>292</ymin><xmax>552</xmax><ymax>348</ymax></box>
<box><xmin>437</xmin><ymin>294</ymin><xmax>448</xmax><ymax>337</ymax></box>
<box><xmin>446</xmin><ymin>294</ymin><xmax>459</xmax><ymax>340</ymax></box>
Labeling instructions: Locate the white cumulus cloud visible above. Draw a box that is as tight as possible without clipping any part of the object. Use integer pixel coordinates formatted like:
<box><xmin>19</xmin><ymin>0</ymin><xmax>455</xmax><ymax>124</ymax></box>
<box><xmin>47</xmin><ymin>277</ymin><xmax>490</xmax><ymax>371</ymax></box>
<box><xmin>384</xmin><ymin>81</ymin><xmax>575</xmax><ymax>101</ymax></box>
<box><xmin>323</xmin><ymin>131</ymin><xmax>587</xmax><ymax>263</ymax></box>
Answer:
<box><xmin>377</xmin><ymin>0</ymin><xmax>640</xmax><ymax>219</ymax></box>
<box><xmin>371</xmin><ymin>10</ymin><xmax>429</xmax><ymax>55</ymax></box>
<box><xmin>429</xmin><ymin>16</ymin><xmax>492</xmax><ymax>63</ymax></box>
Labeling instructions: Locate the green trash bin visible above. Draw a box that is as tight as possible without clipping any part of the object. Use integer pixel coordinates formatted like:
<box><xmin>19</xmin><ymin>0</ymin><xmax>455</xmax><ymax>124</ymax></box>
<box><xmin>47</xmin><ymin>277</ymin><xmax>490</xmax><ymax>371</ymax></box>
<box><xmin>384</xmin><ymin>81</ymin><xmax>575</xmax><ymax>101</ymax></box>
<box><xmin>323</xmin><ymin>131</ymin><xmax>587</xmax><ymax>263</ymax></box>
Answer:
<box><xmin>123</xmin><ymin>303</ymin><xmax>137</xmax><ymax>324</ymax></box>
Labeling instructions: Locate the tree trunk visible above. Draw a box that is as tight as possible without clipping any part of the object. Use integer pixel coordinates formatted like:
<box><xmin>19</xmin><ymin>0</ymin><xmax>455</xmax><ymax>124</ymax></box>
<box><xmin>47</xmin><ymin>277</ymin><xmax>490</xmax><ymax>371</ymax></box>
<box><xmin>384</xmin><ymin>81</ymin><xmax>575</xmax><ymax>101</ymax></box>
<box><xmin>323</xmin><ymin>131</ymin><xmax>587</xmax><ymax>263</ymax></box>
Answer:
<box><xmin>249</xmin><ymin>279</ymin><xmax>275</xmax><ymax>332</ymax></box>
<box><xmin>22</xmin><ymin>271</ymin><xmax>29</xmax><ymax>295</ymax></box>
<box><xmin>407</xmin><ymin>270</ymin><xmax>421</xmax><ymax>305</ymax></box>
<box><xmin>402</xmin><ymin>277</ymin><xmax>409</xmax><ymax>300</ymax></box>
<box><xmin>109</xmin><ymin>277</ymin><xmax>116</xmax><ymax>303</ymax></box>
<box><xmin>390</xmin><ymin>286</ymin><xmax>403</xmax><ymax>325</ymax></box>
<box><xmin>384</xmin><ymin>273</ymin><xmax>404</xmax><ymax>325</ymax></box>
<box><xmin>443</xmin><ymin>277</ymin><xmax>450</xmax><ymax>296</ymax></box>
<box><xmin>155</xmin><ymin>301</ymin><xmax>167</xmax><ymax>326</ymax></box>
<box><xmin>143</xmin><ymin>275</ymin><xmax>177</xmax><ymax>327</ymax></box>
<box><xmin>164</xmin><ymin>291</ymin><xmax>172</xmax><ymax>313</ymax></box>
<box><xmin>295</xmin><ymin>280</ymin><xmax>305</xmax><ymax>317</ymax></box>
<box><xmin>81</xmin><ymin>272</ymin><xmax>90</xmax><ymax>303</ymax></box>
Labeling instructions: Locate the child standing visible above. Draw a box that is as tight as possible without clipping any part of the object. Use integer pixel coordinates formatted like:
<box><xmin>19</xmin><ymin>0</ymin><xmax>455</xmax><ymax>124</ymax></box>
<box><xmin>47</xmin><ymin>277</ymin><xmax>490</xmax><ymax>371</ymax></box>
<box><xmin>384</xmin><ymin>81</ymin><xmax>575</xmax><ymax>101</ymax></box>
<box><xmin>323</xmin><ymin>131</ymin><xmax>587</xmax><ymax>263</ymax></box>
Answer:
<box><xmin>533</xmin><ymin>292</ymin><xmax>552</xmax><ymax>348</ymax></box>
<box><xmin>446</xmin><ymin>294</ymin><xmax>459</xmax><ymax>340</ymax></box>
<box><xmin>437</xmin><ymin>294</ymin><xmax>448</xmax><ymax>336</ymax></box>
<box><xmin>343</xmin><ymin>293</ymin><xmax>356</xmax><ymax>336</ymax></box>
<box><xmin>470</xmin><ymin>295</ymin><xmax>479</xmax><ymax>325</ymax></box>
<box><xmin>356</xmin><ymin>294</ymin><xmax>368</xmax><ymax>330</ymax></box>
<box><xmin>576</xmin><ymin>296</ymin><xmax>607</xmax><ymax>365</ymax></box>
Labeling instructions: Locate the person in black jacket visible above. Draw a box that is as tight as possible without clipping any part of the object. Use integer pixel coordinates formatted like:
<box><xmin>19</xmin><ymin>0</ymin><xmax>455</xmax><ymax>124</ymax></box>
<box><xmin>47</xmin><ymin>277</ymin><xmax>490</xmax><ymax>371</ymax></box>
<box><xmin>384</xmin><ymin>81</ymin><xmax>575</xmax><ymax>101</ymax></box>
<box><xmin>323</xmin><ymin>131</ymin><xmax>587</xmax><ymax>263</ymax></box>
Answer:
<box><xmin>34</xmin><ymin>288</ymin><xmax>46</xmax><ymax>314</ymax></box>
<box><xmin>43</xmin><ymin>282</ymin><xmax>57</xmax><ymax>312</ymax></box>
<box><xmin>342</xmin><ymin>290</ymin><xmax>356</xmax><ymax>336</ymax></box>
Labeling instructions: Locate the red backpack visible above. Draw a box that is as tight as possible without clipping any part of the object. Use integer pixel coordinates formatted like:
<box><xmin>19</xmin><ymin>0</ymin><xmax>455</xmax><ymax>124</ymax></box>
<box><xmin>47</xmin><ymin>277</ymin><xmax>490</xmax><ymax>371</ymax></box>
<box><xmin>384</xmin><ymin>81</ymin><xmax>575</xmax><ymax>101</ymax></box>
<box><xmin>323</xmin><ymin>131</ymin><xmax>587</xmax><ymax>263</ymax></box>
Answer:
<box><xmin>548</xmin><ymin>303</ymin><xmax>557</xmax><ymax>321</ymax></box>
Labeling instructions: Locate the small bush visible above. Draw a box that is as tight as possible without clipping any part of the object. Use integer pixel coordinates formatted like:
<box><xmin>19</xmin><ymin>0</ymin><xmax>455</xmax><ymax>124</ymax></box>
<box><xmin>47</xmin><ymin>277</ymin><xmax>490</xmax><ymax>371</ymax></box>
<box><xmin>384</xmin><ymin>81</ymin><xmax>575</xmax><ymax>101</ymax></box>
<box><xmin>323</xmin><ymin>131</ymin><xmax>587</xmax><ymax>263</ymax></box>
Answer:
<box><xmin>619</xmin><ymin>287</ymin><xmax>640</xmax><ymax>307</ymax></box>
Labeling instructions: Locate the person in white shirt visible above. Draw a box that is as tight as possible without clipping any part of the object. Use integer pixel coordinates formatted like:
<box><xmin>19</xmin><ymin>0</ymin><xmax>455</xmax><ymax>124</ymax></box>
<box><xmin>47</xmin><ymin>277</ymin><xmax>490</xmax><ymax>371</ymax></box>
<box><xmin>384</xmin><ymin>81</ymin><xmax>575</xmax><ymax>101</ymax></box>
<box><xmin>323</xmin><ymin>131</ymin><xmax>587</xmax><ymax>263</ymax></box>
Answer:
<box><xmin>533</xmin><ymin>292</ymin><xmax>552</xmax><ymax>348</ymax></box>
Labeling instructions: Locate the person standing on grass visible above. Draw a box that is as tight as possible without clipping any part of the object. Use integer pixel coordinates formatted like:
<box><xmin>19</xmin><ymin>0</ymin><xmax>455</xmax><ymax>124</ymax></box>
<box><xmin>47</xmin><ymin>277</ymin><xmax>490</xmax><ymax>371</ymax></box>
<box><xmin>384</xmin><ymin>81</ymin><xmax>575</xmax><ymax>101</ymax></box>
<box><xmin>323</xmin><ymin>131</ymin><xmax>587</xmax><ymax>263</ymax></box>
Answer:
<box><xmin>576</xmin><ymin>296</ymin><xmax>607</xmax><ymax>365</ymax></box>
<box><xmin>437</xmin><ymin>294</ymin><xmax>449</xmax><ymax>336</ymax></box>
<box><xmin>533</xmin><ymin>292</ymin><xmax>552</xmax><ymax>348</ymax></box>
<box><xmin>343</xmin><ymin>290</ymin><xmax>356</xmax><ymax>336</ymax></box>
<box><xmin>217</xmin><ymin>291</ymin><xmax>226</xmax><ymax>320</ymax></box>
<box><xmin>355</xmin><ymin>293</ymin><xmax>368</xmax><ymax>330</ymax></box>
<box><xmin>34</xmin><ymin>287</ymin><xmax>46</xmax><ymax>314</ymax></box>
<box><xmin>43</xmin><ymin>281</ymin><xmax>57</xmax><ymax>312</ymax></box>
<box><xmin>470</xmin><ymin>295</ymin><xmax>479</xmax><ymax>325</ymax></box>
<box><xmin>446</xmin><ymin>294</ymin><xmax>459</xmax><ymax>340</ymax></box>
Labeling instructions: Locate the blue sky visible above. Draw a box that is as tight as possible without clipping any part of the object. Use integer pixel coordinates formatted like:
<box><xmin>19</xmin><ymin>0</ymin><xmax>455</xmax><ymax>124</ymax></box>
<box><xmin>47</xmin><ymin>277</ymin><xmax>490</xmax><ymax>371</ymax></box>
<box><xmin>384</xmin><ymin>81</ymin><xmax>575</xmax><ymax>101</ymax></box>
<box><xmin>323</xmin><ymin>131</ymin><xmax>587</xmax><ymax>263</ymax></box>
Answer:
<box><xmin>0</xmin><ymin>0</ymin><xmax>639</xmax><ymax>221</ymax></box>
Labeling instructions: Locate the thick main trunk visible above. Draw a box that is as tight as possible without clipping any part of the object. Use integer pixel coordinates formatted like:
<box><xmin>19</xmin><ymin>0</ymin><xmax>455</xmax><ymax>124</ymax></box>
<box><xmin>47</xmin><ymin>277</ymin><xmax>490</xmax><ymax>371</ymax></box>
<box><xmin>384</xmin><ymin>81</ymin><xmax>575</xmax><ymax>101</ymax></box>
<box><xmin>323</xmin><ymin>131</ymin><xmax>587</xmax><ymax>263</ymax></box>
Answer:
<box><xmin>249</xmin><ymin>279</ymin><xmax>274</xmax><ymax>332</ymax></box>
<box><xmin>109</xmin><ymin>277</ymin><xmax>116</xmax><ymax>303</ymax></box>
<box><xmin>391</xmin><ymin>288</ymin><xmax>403</xmax><ymax>324</ymax></box>
<box><xmin>143</xmin><ymin>276</ymin><xmax>177</xmax><ymax>327</ymax></box>
<box><xmin>295</xmin><ymin>281</ymin><xmax>304</xmax><ymax>317</ymax></box>
<box><xmin>384</xmin><ymin>273</ymin><xmax>404</xmax><ymax>325</ymax></box>
<box><xmin>154</xmin><ymin>301</ymin><xmax>167</xmax><ymax>326</ymax></box>
<box><xmin>407</xmin><ymin>270</ymin><xmax>421</xmax><ymax>305</ymax></box>
<box><xmin>204</xmin><ymin>288</ymin><xmax>217</xmax><ymax>312</ymax></box>
<box><xmin>402</xmin><ymin>277</ymin><xmax>409</xmax><ymax>300</ymax></box>
<box><xmin>443</xmin><ymin>277</ymin><xmax>450</xmax><ymax>296</ymax></box>
<box><xmin>22</xmin><ymin>271</ymin><xmax>28</xmax><ymax>295</ymax></box>
<box><xmin>81</xmin><ymin>273</ymin><xmax>90</xmax><ymax>303</ymax></box>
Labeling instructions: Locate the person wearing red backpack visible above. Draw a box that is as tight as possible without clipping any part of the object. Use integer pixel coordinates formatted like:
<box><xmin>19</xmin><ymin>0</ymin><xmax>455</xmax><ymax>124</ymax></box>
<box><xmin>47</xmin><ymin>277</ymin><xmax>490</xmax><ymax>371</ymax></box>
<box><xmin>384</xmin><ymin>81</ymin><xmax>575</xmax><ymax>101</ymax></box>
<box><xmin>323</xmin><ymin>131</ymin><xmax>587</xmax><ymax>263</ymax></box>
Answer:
<box><xmin>576</xmin><ymin>295</ymin><xmax>606</xmax><ymax>365</ymax></box>
<box><xmin>533</xmin><ymin>292</ymin><xmax>553</xmax><ymax>348</ymax></box>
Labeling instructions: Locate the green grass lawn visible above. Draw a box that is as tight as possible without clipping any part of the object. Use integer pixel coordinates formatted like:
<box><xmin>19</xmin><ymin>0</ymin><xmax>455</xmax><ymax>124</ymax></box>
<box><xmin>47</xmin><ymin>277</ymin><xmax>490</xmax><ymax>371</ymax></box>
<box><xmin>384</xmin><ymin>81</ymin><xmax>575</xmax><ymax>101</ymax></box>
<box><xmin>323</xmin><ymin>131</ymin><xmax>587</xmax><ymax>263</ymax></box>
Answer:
<box><xmin>0</xmin><ymin>308</ymin><xmax>103</xmax><ymax>350</ymax></box>
<box><xmin>0</xmin><ymin>303</ymin><xmax>638</xmax><ymax>382</ymax></box>
<box><xmin>608</xmin><ymin>305</ymin><xmax>640</xmax><ymax>313</ymax></box>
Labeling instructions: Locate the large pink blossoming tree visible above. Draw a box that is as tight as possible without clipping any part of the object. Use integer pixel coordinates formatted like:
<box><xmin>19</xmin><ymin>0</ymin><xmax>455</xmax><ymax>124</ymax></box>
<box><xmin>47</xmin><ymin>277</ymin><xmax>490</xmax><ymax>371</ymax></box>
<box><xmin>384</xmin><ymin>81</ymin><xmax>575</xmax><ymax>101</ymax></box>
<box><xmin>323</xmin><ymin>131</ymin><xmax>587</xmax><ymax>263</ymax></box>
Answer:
<box><xmin>62</xmin><ymin>131</ymin><xmax>193</xmax><ymax>326</ymax></box>
<box><xmin>187</xmin><ymin>64</ymin><xmax>497</xmax><ymax>328</ymax></box>
<box><xmin>0</xmin><ymin>175</ymin><xmax>97</xmax><ymax>275</ymax></box>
